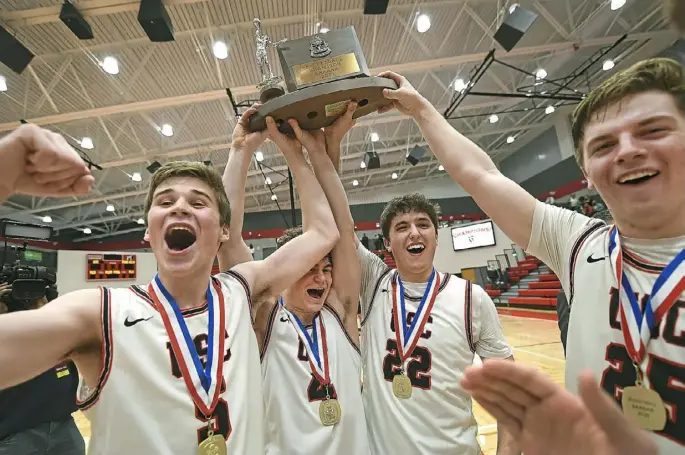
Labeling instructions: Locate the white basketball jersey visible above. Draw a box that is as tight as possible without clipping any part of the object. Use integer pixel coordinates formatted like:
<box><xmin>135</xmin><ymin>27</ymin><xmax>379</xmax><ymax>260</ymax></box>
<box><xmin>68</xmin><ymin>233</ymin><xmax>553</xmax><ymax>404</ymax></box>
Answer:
<box><xmin>77</xmin><ymin>271</ymin><xmax>264</xmax><ymax>455</ymax></box>
<box><xmin>261</xmin><ymin>303</ymin><xmax>370</xmax><ymax>455</ymax></box>
<box><xmin>528</xmin><ymin>201</ymin><xmax>685</xmax><ymax>453</ymax></box>
<box><xmin>360</xmin><ymin>265</ymin><xmax>512</xmax><ymax>455</ymax></box>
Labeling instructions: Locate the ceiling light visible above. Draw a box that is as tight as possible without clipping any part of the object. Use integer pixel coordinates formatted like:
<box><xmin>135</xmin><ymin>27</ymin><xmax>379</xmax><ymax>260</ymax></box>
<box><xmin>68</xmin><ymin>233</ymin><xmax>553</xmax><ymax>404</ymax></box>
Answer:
<box><xmin>137</xmin><ymin>218</ymin><xmax>145</xmax><ymax>225</ymax></box>
<box><xmin>131</xmin><ymin>172</ymin><xmax>142</xmax><ymax>182</ymax></box>
<box><xmin>489</xmin><ymin>114</ymin><xmax>499</xmax><ymax>124</ymax></box>
<box><xmin>265</xmin><ymin>177</ymin><xmax>272</xmax><ymax>185</ymax></box>
<box><xmin>255</xmin><ymin>150</ymin><xmax>264</xmax><ymax>162</ymax></box>
<box><xmin>80</xmin><ymin>137</ymin><xmax>94</xmax><ymax>149</ymax></box>
<box><xmin>538</xmin><ymin>153</ymin><xmax>547</xmax><ymax>160</ymax></box>
<box><xmin>83</xmin><ymin>227</ymin><xmax>92</xmax><ymax>234</ymax></box>
<box><xmin>545</xmin><ymin>105</ymin><xmax>555</xmax><ymax>114</ymax></box>
<box><xmin>42</xmin><ymin>215</ymin><xmax>52</xmax><ymax>223</ymax></box>
<box><xmin>602</xmin><ymin>59</ymin><xmax>615</xmax><ymax>71</ymax></box>
<box><xmin>160</xmin><ymin>124</ymin><xmax>173</xmax><ymax>137</ymax></box>
<box><xmin>271</xmin><ymin>194</ymin><xmax>278</xmax><ymax>201</ymax></box>
<box><xmin>391</xmin><ymin>172</ymin><xmax>398</xmax><ymax>179</ymax></box>
<box><xmin>320</xmin><ymin>27</ymin><xmax>329</xmax><ymax>33</ymax></box>
<box><xmin>0</xmin><ymin>76</ymin><xmax>6</xmax><ymax>92</ymax></box>
<box><xmin>535</xmin><ymin>68</ymin><xmax>547</xmax><ymax>80</ymax></box>
<box><xmin>352</xmin><ymin>179</ymin><xmax>359</xmax><ymax>186</ymax></box>
<box><xmin>506</xmin><ymin>136</ymin><xmax>515</xmax><ymax>144</ymax></box>
<box><xmin>438</xmin><ymin>164</ymin><xmax>444</xmax><ymax>171</ymax></box>
<box><xmin>509</xmin><ymin>3</ymin><xmax>520</xmax><ymax>14</ymax></box>
<box><xmin>101</xmin><ymin>56</ymin><xmax>119</xmax><ymax>75</ymax></box>
<box><xmin>370</xmin><ymin>132</ymin><xmax>379</xmax><ymax>142</ymax></box>
<box><xmin>416</xmin><ymin>13</ymin><xmax>431</xmax><ymax>33</ymax></box>
<box><xmin>212</xmin><ymin>41</ymin><xmax>228</xmax><ymax>60</ymax></box>
<box><xmin>360</xmin><ymin>161</ymin><xmax>366</xmax><ymax>169</ymax></box>
<box><xmin>610</xmin><ymin>0</ymin><xmax>626</xmax><ymax>10</ymax></box>
<box><xmin>454</xmin><ymin>78</ymin><xmax>466</xmax><ymax>92</ymax></box>
<box><xmin>106</xmin><ymin>204</ymin><xmax>115</xmax><ymax>212</ymax></box>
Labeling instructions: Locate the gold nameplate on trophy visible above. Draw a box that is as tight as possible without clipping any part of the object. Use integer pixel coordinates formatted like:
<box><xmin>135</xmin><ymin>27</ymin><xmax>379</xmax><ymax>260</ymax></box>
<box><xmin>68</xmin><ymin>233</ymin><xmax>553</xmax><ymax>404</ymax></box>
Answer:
<box><xmin>198</xmin><ymin>434</ymin><xmax>226</xmax><ymax>455</ymax></box>
<box><xmin>319</xmin><ymin>398</ymin><xmax>342</xmax><ymax>426</ymax></box>
<box><xmin>293</xmin><ymin>53</ymin><xmax>361</xmax><ymax>86</ymax></box>
<box><xmin>622</xmin><ymin>385</ymin><xmax>667</xmax><ymax>431</ymax></box>
<box><xmin>392</xmin><ymin>374</ymin><xmax>412</xmax><ymax>399</ymax></box>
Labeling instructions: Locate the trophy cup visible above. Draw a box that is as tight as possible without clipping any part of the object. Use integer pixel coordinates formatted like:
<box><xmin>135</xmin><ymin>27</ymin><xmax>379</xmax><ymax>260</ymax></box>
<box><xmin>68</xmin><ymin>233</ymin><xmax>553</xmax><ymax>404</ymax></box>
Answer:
<box><xmin>248</xmin><ymin>19</ymin><xmax>398</xmax><ymax>133</ymax></box>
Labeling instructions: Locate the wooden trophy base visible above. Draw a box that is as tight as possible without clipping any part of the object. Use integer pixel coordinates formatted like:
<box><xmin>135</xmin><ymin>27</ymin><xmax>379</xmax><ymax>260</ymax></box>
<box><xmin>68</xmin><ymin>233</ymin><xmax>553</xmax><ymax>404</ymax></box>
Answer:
<box><xmin>248</xmin><ymin>76</ymin><xmax>398</xmax><ymax>133</ymax></box>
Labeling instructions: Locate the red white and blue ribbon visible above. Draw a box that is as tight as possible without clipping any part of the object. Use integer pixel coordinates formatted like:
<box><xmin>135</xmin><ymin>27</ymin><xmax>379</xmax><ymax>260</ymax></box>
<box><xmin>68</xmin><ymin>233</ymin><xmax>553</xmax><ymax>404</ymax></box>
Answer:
<box><xmin>608</xmin><ymin>227</ymin><xmax>685</xmax><ymax>363</ymax></box>
<box><xmin>392</xmin><ymin>269</ymin><xmax>440</xmax><ymax>366</ymax></box>
<box><xmin>149</xmin><ymin>275</ymin><xmax>226</xmax><ymax>417</ymax></box>
<box><xmin>279</xmin><ymin>298</ymin><xmax>330</xmax><ymax>384</ymax></box>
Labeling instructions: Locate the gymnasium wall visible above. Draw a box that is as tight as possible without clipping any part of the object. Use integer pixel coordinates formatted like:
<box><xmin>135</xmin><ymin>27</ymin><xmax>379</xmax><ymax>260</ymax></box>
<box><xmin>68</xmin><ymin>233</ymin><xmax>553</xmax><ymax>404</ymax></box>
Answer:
<box><xmin>433</xmin><ymin>221</ymin><xmax>516</xmax><ymax>273</ymax></box>
<box><xmin>56</xmin><ymin>250</ymin><xmax>158</xmax><ymax>295</ymax></box>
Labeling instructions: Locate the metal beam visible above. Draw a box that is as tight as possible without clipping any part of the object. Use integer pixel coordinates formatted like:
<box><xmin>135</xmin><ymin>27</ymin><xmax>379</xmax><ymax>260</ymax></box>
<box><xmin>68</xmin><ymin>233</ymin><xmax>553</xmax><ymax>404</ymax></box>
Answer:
<box><xmin>0</xmin><ymin>31</ymin><xmax>669</xmax><ymax>133</ymax></box>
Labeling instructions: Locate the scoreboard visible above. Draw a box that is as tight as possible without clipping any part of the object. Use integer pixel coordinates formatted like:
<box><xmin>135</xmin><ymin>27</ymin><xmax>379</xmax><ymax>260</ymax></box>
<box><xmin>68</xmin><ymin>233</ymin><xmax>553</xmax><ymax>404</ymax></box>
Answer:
<box><xmin>86</xmin><ymin>254</ymin><xmax>137</xmax><ymax>281</ymax></box>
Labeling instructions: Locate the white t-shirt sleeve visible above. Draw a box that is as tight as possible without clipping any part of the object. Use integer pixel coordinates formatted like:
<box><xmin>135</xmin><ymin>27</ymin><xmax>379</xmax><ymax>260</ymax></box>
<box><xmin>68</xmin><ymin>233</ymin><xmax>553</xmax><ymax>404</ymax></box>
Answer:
<box><xmin>472</xmin><ymin>284</ymin><xmax>512</xmax><ymax>360</ymax></box>
<box><xmin>358</xmin><ymin>243</ymin><xmax>389</xmax><ymax>318</ymax></box>
<box><xmin>527</xmin><ymin>200</ymin><xmax>597</xmax><ymax>281</ymax></box>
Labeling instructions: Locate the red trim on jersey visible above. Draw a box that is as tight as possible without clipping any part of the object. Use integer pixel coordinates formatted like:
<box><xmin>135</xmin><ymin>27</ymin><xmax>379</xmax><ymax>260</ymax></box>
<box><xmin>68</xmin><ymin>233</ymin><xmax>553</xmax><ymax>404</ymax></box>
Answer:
<box><xmin>323</xmin><ymin>303</ymin><xmax>360</xmax><ymax>355</ymax></box>
<box><xmin>464</xmin><ymin>281</ymin><xmax>475</xmax><ymax>353</ymax></box>
<box><xmin>260</xmin><ymin>301</ymin><xmax>280</xmax><ymax>361</ymax></box>
<box><xmin>77</xmin><ymin>287</ymin><xmax>114</xmax><ymax>411</ymax></box>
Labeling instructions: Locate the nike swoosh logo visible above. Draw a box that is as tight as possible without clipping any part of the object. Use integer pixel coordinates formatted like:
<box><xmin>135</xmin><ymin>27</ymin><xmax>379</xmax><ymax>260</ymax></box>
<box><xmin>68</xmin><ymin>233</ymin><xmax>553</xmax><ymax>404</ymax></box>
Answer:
<box><xmin>280</xmin><ymin>316</ymin><xmax>289</xmax><ymax>323</ymax></box>
<box><xmin>587</xmin><ymin>254</ymin><xmax>606</xmax><ymax>263</ymax></box>
<box><xmin>124</xmin><ymin>316</ymin><xmax>153</xmax><ymax>327</ymax></box>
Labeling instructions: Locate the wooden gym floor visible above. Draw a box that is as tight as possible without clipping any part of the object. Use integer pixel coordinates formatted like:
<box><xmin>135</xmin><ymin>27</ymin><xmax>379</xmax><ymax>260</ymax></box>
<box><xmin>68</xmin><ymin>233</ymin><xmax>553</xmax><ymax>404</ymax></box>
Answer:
<box><xmin>72</xmin><ymin>313</ymin><xmax>565</xmax><ymax>453</ymax></box>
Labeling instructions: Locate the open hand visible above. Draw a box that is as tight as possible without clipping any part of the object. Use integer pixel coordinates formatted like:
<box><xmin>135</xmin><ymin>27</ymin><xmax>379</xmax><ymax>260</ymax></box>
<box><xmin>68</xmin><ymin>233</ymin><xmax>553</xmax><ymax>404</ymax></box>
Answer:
<box><xmin>461</xmin><ymin>360</ymin><xmax>658</xmax><ymax>455</ymax></box>
<box><xmin>232</xmin><ymin>104</ymin><xmax>269</xmax><ymax>153</ymax></box>
<box><xmin>324</xmin><ymin>102</ymin><xmax>357</xmax><ymax>145</ymax></box>
<box><xmin>266</xmin><ymin>117</ymin><xmax>303</xmax><ymax>157</ymax></box>
<box><xmin>377</xmin><ymin>71</ymin><xmax>430</xmax><ymax>117</ymax></box>
<box><xmin>1</xmin><ymin>124</ymin><xmax>94</xmax><ymax>198</ymax></box>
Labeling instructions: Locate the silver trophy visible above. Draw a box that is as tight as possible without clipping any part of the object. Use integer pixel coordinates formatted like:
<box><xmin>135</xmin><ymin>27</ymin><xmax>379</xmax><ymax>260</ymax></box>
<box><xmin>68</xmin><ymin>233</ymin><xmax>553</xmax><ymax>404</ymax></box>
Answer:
<box><xmin>253</xmin><ymin>18</ymin><xmax>287</xmax><ymax>103</ymax></box>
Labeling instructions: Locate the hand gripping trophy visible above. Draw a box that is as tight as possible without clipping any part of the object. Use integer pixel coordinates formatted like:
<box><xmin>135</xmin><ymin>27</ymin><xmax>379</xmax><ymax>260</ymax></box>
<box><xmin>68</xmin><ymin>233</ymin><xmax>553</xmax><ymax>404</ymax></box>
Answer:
<box><xmin>253</xmin><ymin>18</ymin><xmax>287</xmax><ymax>103</ymax></box>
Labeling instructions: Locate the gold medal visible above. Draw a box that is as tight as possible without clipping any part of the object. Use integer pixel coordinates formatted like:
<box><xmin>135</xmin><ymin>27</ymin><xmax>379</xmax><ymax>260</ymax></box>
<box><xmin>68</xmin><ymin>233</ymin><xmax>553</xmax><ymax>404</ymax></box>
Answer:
<box><xmin>319</xmin><ymin>398</ymin><xmax>342</xmax><ymax>426</ymax></box>
<box><xmin>622</xmin><ymin>385</ymin><xmax>667</xmax><ymax>431</ymax></box>
<box><xmin>392</xmin><ymin>373</ymin><xmax>412</xmax><ymax>399</ymax></box>
<box><xmin>198</xmin><ymin>425</ymin><xmax>227</xmax><ymax>455</ymax></box>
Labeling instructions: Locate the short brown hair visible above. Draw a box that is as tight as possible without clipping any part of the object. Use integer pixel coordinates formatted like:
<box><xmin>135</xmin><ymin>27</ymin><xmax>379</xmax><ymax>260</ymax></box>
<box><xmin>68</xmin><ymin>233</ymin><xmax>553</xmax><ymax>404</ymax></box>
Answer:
<box><xmin>571</xmin><ymin>58</ymin><xmax>685</xmax><ymax>169</ymax></box>
<box><xmin>380</xmin><ymin>193</ymin><xmax>440</xmax><ymax>238</ymax></box>
<box><xmin>276</xmin><ymin>226</ymin><xmax>332</xmax><ymax>263</ymax></box>
<box><xmin>143</xmin><ymin>161</ymin><xmax>231</xmax><ymax>226</ymax></box>
<box><xmin>667</xmin><ymin>0</ymin><xmax>685</xmax><ymax>33</ymax></box>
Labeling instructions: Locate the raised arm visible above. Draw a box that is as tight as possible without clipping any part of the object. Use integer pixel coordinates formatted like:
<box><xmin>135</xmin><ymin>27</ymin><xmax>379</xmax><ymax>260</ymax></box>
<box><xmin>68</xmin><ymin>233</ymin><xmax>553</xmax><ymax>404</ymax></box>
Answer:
<box><xmin>0</xmin><ymin>124</ymin><xmax>94</xmax><ymax>203</ymax></box>
<box><xmin>217</xmin><ymin>105</ymin><xmax>268</xmax><ymax>271</ymax></box>
<box><xmin>304</xmin><ymin>102</ymin><xmax>361</xmax><ymax>338</ymax></box>
<box><xmin>379</xmin><ymin>71</ymin><xmax>537</xmax><ymax>249</ymax></box>
<box><xmin>0</xmin><ymin>289</ymin><xmax>101</xmax><ymax>390</ymax></box>
<box><xmin>233</xmin><ymin>117</ymin><xmax>340</xmax><ymax>301</ymax></box>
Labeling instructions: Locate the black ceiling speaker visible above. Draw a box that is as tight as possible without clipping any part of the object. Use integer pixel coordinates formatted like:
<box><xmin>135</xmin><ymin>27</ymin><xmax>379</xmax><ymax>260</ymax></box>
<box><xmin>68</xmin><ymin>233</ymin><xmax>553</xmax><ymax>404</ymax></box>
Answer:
<box><xmin>493</xmin><ymin>5</ymin><xmax>538</xmax><ymax>52</ymax></box>
<box><xmin>406</xmin><ymin>145</ymin><xmax>427</xmax><ymax>166</ymax></box>
<box><xmin>146</xmin><ymin>161</ymin><xmax>162</xmax><ymax>174</ymax></box>
<box><xmin>60</xmin><ymin>2</ymin><xmax>94</xmax><ymax>40</ymax></box>
<box><xmin>0</xmin><ymin>26</ymin><xmax>34</xmax><ymax>74</ymax></box>
<box><xmin>364</xmin><ymin>151</ymin><xmax>381</xmax><ymax>170</ymax></box>
<box><xmin>138</xmin><ymin>0</ymin><xmax>175</xmax><ymax>42</ymax></box>
<box><xmin>363</xmin><ymin>0</ymin><xmax>390</xmax><ymax>15</ymax></box>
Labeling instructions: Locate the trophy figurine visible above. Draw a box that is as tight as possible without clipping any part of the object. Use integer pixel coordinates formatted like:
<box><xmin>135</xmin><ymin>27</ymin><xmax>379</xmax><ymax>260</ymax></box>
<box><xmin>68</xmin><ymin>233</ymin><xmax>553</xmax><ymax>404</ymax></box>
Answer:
<box><xmin>247</xmin><ymin>20</ymin><xmax>398</xmax><ymax>134</ymax></box>
<box><xmin>253</xmin><ymin>18</ymin><xmax>288</xmax><ymax>103</ymax></box>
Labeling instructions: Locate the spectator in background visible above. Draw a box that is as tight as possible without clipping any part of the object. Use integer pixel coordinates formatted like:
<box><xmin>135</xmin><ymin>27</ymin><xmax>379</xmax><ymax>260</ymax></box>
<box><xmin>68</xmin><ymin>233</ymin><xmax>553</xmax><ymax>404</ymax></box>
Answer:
<box><xmin>374</xmin><ymin>233</ymin><xmax>384</xmax><ymax>251</ymax></box>
<box><xmin>249</xmin><ymin>243</ymin><xmax>255</xmax><ymax>255</ymax></box>
<box><xmin>361</xmin><ymin>233</ymin><xmax>370</xmax><ymax>250</ymax></box>
<box><xmin>0</xmin><ymin>284</ymin><xmax>84</xmax><ymax>455</ymax></box>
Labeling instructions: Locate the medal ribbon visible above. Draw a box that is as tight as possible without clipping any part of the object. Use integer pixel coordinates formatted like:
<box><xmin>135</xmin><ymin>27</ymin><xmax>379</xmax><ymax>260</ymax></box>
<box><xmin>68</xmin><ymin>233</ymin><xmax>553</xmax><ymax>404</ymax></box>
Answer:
<box><xmin>608</xmin><ymin>227</ymin><xmax>685</xmax><ymax>365</ymax></box>
<box><xmin>149</xmin><ymin>274</ymin><xmax>226</xmax><ymax>417</ymax></box>
<box><xmin>391</xmin><ymin>269</ymin><xmax>440</xmax><ymax>364</ymax></box>
<box><xmin>279</xmin><ymin>298</ymin><xmax>330</xmax><ymax>385</ymax></box>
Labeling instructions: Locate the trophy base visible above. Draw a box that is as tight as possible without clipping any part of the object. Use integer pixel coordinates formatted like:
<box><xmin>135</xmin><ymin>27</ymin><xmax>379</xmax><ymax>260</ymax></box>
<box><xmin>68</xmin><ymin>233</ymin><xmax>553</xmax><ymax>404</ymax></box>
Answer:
<box><xmin>248</xmin><ymin>76</ymin><xmax>399</xmax><ymax>133</ymax></box>
<box><xmin>259</xmin><ymin>80</ymin><xmax>285</xmax><ymax>104</ymax></box>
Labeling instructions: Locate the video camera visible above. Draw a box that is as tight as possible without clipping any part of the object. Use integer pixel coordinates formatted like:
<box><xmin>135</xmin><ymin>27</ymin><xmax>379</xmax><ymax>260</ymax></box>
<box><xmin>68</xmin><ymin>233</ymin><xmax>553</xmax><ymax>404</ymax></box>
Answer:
<box><xmin>1</xmin><ymin>221</ymin><xmax>56</xmax><ymax>312</ymax></box>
